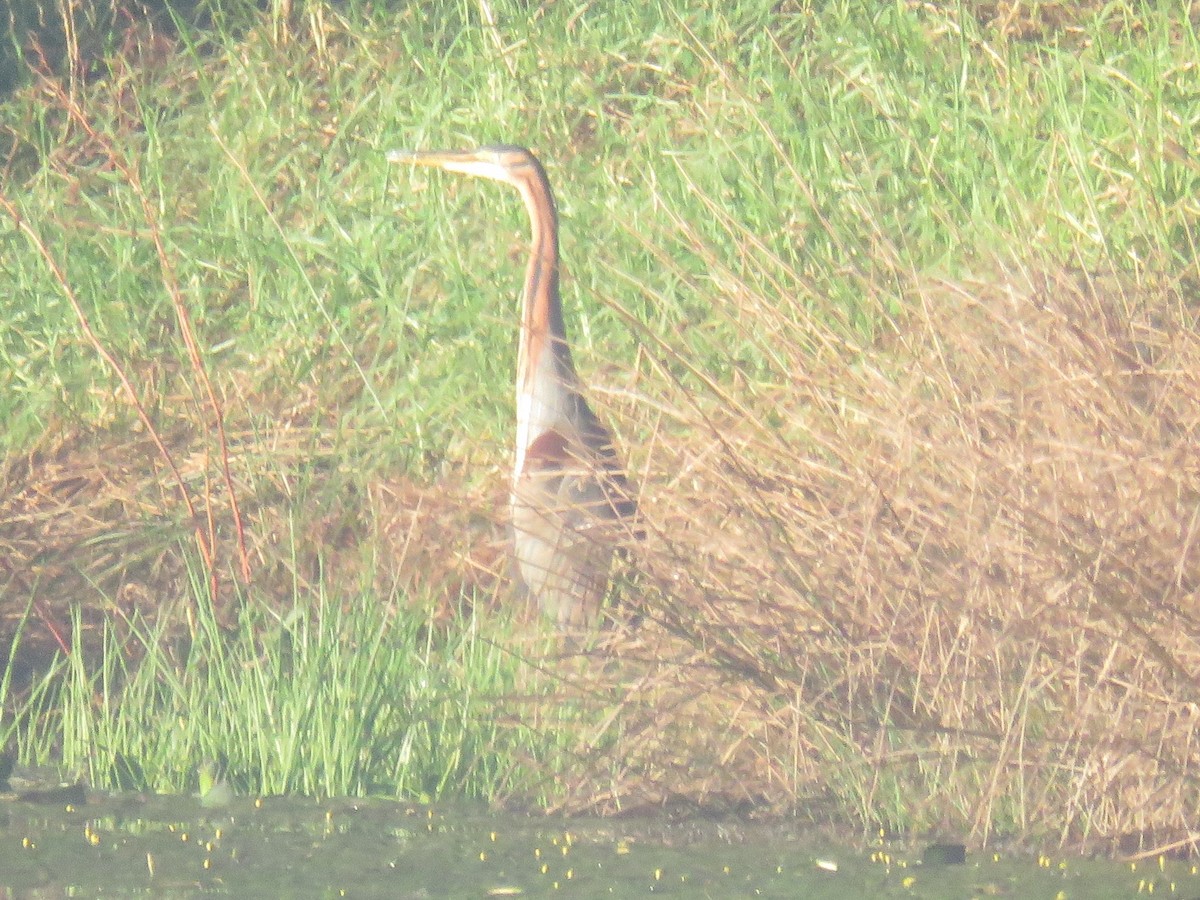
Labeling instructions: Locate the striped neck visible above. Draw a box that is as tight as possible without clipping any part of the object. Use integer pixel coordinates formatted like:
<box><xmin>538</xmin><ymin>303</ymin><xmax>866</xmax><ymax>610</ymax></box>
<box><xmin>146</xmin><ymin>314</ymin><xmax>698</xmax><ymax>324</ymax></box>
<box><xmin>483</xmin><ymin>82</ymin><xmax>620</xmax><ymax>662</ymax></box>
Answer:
<box><xmin>511</xmin><ymin>157</ymin><xmax>577</xmax><ymax>476</ymax></box>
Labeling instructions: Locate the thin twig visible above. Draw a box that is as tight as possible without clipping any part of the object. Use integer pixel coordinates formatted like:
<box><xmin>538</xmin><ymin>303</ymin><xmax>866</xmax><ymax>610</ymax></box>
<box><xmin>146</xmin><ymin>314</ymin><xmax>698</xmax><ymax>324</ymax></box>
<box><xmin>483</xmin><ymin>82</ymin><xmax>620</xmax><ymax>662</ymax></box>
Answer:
<box><xmin>0</xmin><ymin>192</ymin><xmax>215</xmax><ymax>583</ymax></box>
<box><xmin>38</xmin><ymin>72</ymin><xmax>253</xmax><ymax>589</ymax></box>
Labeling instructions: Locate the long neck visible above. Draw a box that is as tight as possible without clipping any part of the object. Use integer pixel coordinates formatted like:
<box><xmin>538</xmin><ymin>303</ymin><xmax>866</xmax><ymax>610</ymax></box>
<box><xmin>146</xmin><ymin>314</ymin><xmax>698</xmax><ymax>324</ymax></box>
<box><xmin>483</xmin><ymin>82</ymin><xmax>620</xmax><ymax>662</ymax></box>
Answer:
<box><xmin>512</xmin><ymin>160</ymin><xmax>578</xmax><ymax>475</ymax></box>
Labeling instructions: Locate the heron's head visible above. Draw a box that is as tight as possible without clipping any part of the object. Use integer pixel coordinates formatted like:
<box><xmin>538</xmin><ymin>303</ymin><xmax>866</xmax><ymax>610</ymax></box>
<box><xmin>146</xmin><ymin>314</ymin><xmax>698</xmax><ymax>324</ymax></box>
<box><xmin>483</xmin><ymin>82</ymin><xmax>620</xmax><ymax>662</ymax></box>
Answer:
<box><xmin>386</xmin><ymin>144</ymin><xmax>539</xmax><ymax>186</ymax></box>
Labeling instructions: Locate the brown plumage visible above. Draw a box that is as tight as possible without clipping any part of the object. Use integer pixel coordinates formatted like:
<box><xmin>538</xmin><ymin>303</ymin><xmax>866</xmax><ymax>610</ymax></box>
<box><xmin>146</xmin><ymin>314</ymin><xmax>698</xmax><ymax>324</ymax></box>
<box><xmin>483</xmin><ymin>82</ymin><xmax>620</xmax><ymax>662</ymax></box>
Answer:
<box><xmin>387</xmin><ymin>144</ymin><xmax>637</xmax><ymax>628</ymax></box>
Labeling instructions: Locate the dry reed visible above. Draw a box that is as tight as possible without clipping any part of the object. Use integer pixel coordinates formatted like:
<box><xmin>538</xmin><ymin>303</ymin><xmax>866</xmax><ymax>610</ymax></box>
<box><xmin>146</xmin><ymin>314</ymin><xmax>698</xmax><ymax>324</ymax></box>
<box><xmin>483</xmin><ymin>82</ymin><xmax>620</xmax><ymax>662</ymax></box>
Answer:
<box><xmin>574</xmin><ymin>263</ymin><xmax>1200</xmax><ymax>850</ymax></box>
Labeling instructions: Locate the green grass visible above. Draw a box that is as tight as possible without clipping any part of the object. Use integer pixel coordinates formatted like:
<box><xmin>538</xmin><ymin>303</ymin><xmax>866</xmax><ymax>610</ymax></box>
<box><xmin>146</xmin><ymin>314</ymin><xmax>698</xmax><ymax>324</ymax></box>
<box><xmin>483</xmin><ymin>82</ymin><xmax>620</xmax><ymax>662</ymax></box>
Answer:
<box><xmin>3</xmin><ymin>0</ymin><xmax>1200</xmax><ymax>845</ymax></box>
<box><xmin>3</xmin><ymin>552</ymin><xmax>570</xmax><ymax>802</ymax></box>
<box><xmin>4</xmin><ymin>2</ymin><xmax>1195</xmax><ymax>463</ymax></box>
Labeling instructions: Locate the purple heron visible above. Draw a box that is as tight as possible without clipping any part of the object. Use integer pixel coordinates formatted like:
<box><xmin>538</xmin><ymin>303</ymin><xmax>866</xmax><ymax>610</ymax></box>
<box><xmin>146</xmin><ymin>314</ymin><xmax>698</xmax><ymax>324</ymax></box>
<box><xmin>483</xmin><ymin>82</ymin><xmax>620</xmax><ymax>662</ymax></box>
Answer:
<box><xmin>387</xmin><ymin>144</ymin><xmax>638</xmax><ymax>628</ymax></box>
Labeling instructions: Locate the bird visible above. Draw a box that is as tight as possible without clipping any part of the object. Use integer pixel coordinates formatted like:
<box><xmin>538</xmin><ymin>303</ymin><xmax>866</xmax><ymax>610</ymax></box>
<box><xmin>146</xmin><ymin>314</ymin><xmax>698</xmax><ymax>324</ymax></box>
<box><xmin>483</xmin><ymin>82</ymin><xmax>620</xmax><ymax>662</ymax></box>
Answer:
<box><xmin>387</xmin><ymin>144</ymin><xmax>638</xmax><ymax>629</ymax></box>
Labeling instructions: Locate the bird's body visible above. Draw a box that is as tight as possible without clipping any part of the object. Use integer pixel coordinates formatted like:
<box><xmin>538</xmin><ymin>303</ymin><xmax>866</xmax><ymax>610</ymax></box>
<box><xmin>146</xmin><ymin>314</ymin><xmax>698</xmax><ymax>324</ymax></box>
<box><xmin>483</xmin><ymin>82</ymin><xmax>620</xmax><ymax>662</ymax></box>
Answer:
<box><xmin>388</xmin><ymin>145</ymin><xmax>636</xmax><ymax>628</ymax></box>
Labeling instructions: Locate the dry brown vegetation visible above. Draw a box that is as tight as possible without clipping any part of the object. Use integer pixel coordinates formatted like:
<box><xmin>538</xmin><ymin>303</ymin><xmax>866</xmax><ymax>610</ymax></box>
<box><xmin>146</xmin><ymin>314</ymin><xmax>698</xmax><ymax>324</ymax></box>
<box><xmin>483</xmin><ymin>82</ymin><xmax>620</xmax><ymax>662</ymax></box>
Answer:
<box><xmin>557</xmin><ymin>263</ymin><xmax>1200</xmax><ymax>852</ymax></box>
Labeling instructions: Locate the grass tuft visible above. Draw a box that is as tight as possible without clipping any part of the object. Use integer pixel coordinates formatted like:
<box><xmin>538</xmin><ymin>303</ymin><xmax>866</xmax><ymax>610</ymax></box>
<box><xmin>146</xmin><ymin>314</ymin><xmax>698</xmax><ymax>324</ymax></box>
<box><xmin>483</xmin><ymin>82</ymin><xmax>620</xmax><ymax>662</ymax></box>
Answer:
<box><xmin>8</xmin><ymin>551</ymin><xmax>576</xmax><ymax>803</ymax></box>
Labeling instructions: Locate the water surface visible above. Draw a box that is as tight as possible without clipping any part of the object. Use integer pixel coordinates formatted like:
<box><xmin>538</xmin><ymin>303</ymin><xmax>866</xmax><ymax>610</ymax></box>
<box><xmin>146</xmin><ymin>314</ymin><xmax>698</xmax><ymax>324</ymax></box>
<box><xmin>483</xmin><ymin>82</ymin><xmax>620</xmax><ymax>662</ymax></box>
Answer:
<box><xmin>1</xmin><ymin>792</ymin><xmax>1193</xmax><ymax>897</ymax></box>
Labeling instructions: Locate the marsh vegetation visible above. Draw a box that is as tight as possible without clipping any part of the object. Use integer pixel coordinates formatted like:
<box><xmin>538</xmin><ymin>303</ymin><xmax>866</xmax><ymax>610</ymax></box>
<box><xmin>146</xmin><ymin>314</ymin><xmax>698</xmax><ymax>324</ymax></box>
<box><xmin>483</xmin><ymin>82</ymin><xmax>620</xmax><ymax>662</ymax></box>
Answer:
<box><xmin>2</xmin><ymin>0</ymin><xmax>1199</xmax><ymax>856</ymax></box>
